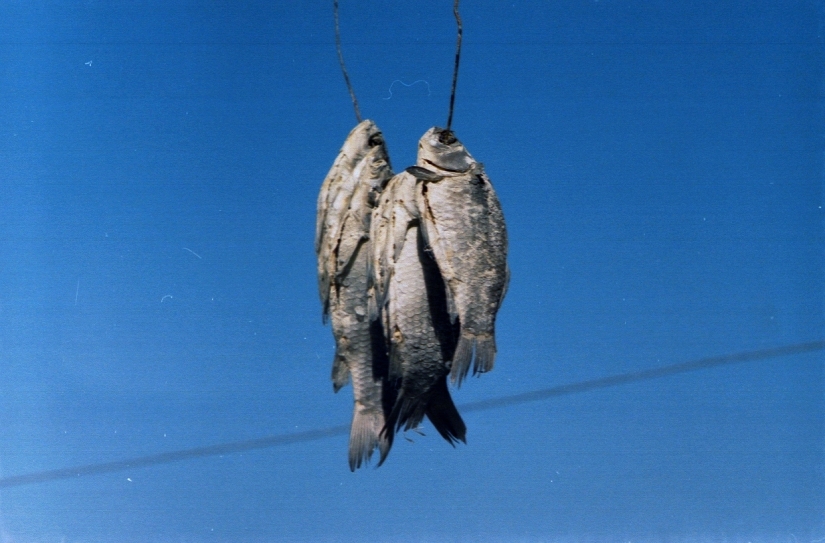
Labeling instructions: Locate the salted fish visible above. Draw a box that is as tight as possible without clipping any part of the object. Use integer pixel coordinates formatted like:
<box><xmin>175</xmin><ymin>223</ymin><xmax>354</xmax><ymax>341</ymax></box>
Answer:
<box><xmin>316</xmin><ymin>121</ymin><xmax>396</xmax><ymax>470</ymax></box>
<box><xmin>371</xmin><ymin>171</ymin><xmax>466</xmax><ymax>445</ymax></box>
<box><xmin>316</xmin><ymin>119</ymin><xmax>386</xmax><ymax>389</ymax></box>
<box><xmin>409</xmin><ymin>127</ymin><xmax>509</xmax><ymax>386</ymax></box>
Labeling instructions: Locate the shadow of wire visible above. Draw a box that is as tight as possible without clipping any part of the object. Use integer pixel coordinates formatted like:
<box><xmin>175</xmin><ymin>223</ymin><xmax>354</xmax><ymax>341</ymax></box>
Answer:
<box><xmin>0</xmin><ymin>341</ymin><xmax>821</xmax><ymax>489</ymax></box>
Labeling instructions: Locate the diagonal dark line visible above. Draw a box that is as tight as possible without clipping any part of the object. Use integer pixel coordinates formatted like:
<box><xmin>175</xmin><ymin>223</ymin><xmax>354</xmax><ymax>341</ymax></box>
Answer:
<box><xmin>0</xmin><ymin>425</ymin><xmax>349</xmax><ymax>490</ymax></box>
<box><xmin>461</xmin><ymin>340</ymin><xmax>825</xmax><ymax>412</ymax></box>
<box><xmin>0</xmin><ymin>341</ymin><xmax>821</xmax><ymax>489</ymax></box>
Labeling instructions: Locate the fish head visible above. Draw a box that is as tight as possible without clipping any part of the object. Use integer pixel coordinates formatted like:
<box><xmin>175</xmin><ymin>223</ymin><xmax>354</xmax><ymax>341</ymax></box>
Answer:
<box><xmin>341</xmin><ymin>119</ymin><xmax>390</xmax><ymax>166</ymax></box>
<box><xmin>416</xmin><ymin>127</ymin><xmax>474</xmax><ymax>174</ymax></box>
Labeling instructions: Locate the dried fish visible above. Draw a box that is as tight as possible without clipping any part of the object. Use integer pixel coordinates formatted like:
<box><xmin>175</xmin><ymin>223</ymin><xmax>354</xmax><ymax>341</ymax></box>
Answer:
<box><xmin>316</xmin><ymin>121</ymin><xmax>396</xmax><ymax>470</ymax></box>
<box><xmin>316</xmin><ymin>121</ymin><xmax>386</xmax><ymax>319</ymax></box>
<box><xmin>411</xmin><ymin>127</ymin><xmax>509</xmax><ymax>386</ymax></box>
<box><xmin>316</xmin><ymin>120</ymin><xmax>387</xmax><ymax>388</ymax></box>
<box><xmin>371</xmin><ymin>172</ymin><xmax>466</xmax><ymax>445</ymax></box>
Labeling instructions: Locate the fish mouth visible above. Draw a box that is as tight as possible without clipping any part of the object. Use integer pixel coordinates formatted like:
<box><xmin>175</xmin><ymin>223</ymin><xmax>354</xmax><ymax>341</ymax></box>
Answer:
<box><xmin>436</xmin><ymin>129</ymin><xmax>458</xmax><ymax>145</ymax></box>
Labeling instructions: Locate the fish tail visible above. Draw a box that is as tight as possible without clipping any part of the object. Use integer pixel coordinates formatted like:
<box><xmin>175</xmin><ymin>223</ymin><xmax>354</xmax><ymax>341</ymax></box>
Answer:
<box><xmin>425</xmin><ymin>378</ymin><xmax>466</xmax><ymax>445</ymax></box>
<box><xmin>375</xmin><ymin>426</ymin><xmax>394</xmax><ymax>467</ymax></box>
<box><xmin>382</xmin><ymin>390</ymin><xmax>426</xmax><ymax>441</ymax></box>
<box><xmin>449</xmin><ymin>334</ymin><xmax>474</xmax><ymax>387</ymax></box>
<box><xmin>450</xmin><ymin>333</ymin><xmax>497</xmax><ymax>386</ymax></box>
<box><xmin>472</xmin><ymin>334</ymin><xmax>497</xmax><ymax>376</ymax></box>
<box><xmin>348</xmin><ymin>403</ymin><xmax>392</xmax><ymax>471</ymax></box>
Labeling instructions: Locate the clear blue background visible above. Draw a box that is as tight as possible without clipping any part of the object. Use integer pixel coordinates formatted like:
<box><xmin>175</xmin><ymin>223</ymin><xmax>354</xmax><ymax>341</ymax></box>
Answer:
<box><xmin>0</xmin><ymin>1</ymin><xmax>822</xmax><ymax>541</ymax></box>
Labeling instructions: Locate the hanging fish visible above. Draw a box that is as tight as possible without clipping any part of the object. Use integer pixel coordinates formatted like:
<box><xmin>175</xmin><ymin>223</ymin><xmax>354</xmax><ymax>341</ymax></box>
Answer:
<box><xmin>407</xmin><ymin>127</ymin><xmax>509</xmax><ymax>386</ymax></box>
<box><xmin>317</xmin><ymin>121</ymin><xmax>385</xmax><ymax>319</ymax></box>
<box><xmin>316</xmin><ymin>121</ymin><xmax>396</xmax><ymax>470</ymax></box>
<box><xmin>316</xmin><ymin>120</ymin><xmax>386</xmax><ymax>388</ymax></box>
<box><xmin>371</xmin><ymin>171</ymin><xmax>466</xmax><ymax>445</ymax></box>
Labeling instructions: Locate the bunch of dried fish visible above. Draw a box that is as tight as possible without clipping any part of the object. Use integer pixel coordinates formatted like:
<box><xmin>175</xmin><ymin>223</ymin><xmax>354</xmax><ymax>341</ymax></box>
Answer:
<box><xmin>316</xmin><ymin>122</ymin><xmax>508</xmax><ymax>470</ymax></box>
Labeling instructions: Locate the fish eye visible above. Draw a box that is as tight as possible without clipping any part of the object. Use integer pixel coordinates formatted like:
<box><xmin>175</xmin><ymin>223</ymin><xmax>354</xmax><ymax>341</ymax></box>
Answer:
<box><xmin>368</xmin><ymin>134</ymin><xmax>384</xmax><ymax>147</ymax></box>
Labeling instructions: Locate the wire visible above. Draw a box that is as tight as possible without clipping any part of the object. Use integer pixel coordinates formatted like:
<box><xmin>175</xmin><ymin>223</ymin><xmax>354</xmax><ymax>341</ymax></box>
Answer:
<box><xmin>0</xmin><ymin>340</ymin><xmax>821</xmax><ymax>489</ymax></box>
<box><xmin>334</xmin><ymin>0</ymin><xmax>362</xmax><ymax>123</ymax></box>
<box><xmin>461</xmin><ymin>340</ymin><xmax>824</xmax><ymax>412</ymax></box>
<box><xmin>446</xmin><ymin>0</ymin><xmax>463</xmax><ymax>131</ymax></box>
<box><xmin>0</xmin><ymin>426</ymin><xmax>349</xmax><ymax>490</ymax></box>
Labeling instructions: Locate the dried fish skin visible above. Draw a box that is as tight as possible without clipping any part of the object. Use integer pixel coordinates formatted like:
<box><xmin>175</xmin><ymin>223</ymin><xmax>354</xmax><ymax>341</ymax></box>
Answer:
<box><xmin>316</xmin><ymin>120</ymin><xmax>389</xmax><ymax>323</ymax></box>
<box><xmin>329</xmin><ymin>222</ymin><xmax>394</xmax><ymax>469</ymax></box>
<box><xmin>333</xmin><ymin>146</ymin><xmax>392</xmax><ymax>287</ymax></box>
<box><xmin>414</xmin><ymin>127</ymin><xmax>509</xmax><ymax>386</ymax></box>
<box><xmin>332</xmin><ymin>152</ymin><xmax>395</xmax><ymax>470</ymax></box>
<box><xmin>372</xmin><ymin>172</ymin><xmax>466</xmax><ymax>445</ymax></box>
<box><xmin>369</xmin><ymin>171</ymin><xmax>420</xmax><ymax>324</ymax></box>
<box><xmin>316</xmin><ymin>123</ymin><xmax>395</xmax><ymax>470</ymax></box>
<box><xmin>316</xmin><ymin>120</ymin><xmax>391</xmax><ymax>392</ymax></box>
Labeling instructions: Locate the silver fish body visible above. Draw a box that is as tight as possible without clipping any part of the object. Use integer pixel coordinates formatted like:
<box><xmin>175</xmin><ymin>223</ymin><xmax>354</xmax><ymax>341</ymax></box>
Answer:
<box><xmin>316</xmin><ymin>119</ymin><xmax>386</xmax><ymax>324</ymax></box>
<box><xmin>316</xmin><ymin>121</ymin><xmax>396</xmax><ymax>470</ymax></box>
<box><xmin>317</xmin><ymin>120</ymin><xmax>388</xmax><ymax>389</ymax></box>
<box><xmin>412</xmin><ymin>127</ymin><xmax>509</xmax><ymax>386</ymax></box>
<box><xmin>371</xmin><ymin>172</ymin><xmax>466</xmax><ymax>444</ymax></box>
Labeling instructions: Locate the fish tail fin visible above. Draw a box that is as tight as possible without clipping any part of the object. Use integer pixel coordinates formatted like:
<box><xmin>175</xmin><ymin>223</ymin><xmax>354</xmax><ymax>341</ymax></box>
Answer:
<box><xmin>472</xmin><ymin>334</ymin><xmax>497</xmax><ymax>376</ymax></box>
<box><xmin>425</xmin><ymin>378</ymin><xmax>466</xmax><ymax>445</ymax></box>
<box><xmin>349</xmin><ymin>403</ymin><xmax>392</xmax><ymax>471</ymax></box>
<box><xmin>450</xmin><ymin>333</ymin><xmax>497</xmax><ymax>386</ymax></box>
<box><xmin>382</xmin><ymin>390</ymin><xmax>426</xmax><ymax>442</ymax></box>
<box><xmin>450</xmin><ymin>334</ymin><xmax>474</xmax><ymax>387</ymax></box>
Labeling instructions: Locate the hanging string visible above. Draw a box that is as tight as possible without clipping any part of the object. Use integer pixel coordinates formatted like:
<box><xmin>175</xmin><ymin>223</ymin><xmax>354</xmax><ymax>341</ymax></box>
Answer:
<box><xmin>445</xmin><ymin>0</ymin><xmax>463</xmax><ymax>132</ymax></box>
<box><xmin>334</xmin><ymin>0</ymin><xmax>362</xmax><ymax>123</ymax></box>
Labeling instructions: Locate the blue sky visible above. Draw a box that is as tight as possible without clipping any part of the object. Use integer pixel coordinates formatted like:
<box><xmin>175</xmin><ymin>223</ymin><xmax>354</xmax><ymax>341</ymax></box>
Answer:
<box><xmin>0</xmin><ymin>1</ymin><xmax>822</xmax><ymax>541</ymax></box>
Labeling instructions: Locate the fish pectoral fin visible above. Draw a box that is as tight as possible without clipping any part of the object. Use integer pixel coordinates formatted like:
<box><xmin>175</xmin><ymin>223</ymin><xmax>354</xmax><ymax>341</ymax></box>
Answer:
<box><xmin>416</xmin><ymin>212</ymin><xmax>458</xmax><ymax>324</ymax></box>
<box><xmin>368</xmin><ymin>214</ymin><xmax>389</xmax><ymax>317</ymax></box>
<box><xmin>367</xmin><ymin>285</ymin><xmax>385</xmax><ymax>324</ymax></box>
<box><xmin>370</xmin><ymin>229</ymin><xmax>392</xmax><ymax>318</ymax></box>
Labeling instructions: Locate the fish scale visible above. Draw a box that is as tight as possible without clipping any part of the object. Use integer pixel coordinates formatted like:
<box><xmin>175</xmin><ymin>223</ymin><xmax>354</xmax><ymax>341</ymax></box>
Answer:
<box><xmin>412</xmin><ymin>127</ymin><xmax>509</xmax><ymax>386</ymax></box>
<box><xmin>316</xmin><ymin>120</ymin><xmax>396</xmax><ymax>470</ymax></box>
<box><xmin>316</xmin><ymin>120</ymin><xmax>385</xmax><ymax>325</ymax></box>
<box><xmin>372</xmin><ymin>171</ymin><xmax>466</xmax><ymax>445</ymax></box>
